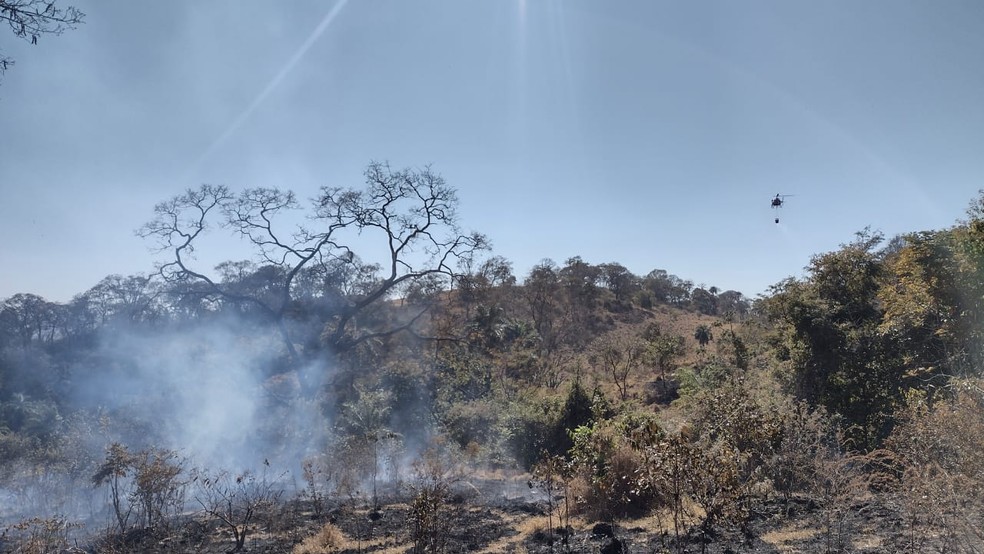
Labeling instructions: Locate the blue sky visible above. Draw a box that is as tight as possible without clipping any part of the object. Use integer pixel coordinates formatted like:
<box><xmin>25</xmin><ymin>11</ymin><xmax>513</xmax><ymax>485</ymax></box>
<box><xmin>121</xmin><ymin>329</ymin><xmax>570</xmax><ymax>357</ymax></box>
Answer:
<box><xmin>1</xmin><ymin>1</ymin><xmax>982</xmax><ymax>302</ymax></box>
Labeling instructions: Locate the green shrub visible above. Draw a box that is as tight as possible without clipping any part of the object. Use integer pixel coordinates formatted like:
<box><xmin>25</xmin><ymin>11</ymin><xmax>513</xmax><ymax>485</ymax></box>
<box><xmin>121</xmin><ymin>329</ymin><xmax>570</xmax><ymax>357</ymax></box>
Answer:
<box><xmin>503</xmin><ymin>394</ymin><xmax>560</xmax><ymax>470</ymax></box>
<box><xmin>443</xmin><ymin>399</ymin><xmax>499</xmax><ymax>450</ymax></box>
<box><xmin>568</xmin><ymin>413</ymin><xmax>663</xmax><ymax>520</ymax></box>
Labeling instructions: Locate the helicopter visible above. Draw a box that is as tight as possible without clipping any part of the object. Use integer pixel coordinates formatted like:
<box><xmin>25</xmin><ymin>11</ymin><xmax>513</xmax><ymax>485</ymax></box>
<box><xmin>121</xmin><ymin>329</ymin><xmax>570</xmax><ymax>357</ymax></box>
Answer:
<box><xmin>771</xmin><ymin>193</ymin><xmax>792</xmax><ymax>224</ymax></box>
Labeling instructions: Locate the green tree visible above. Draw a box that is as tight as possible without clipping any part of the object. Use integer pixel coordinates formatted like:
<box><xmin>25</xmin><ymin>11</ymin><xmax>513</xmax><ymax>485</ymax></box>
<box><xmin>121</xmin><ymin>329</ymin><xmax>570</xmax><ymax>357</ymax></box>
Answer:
<box><xmin>551</xmin><ymin>379</ymin><xmax>594</xmax><ymax>456</ymax></box>
<box><xmin>559</xmin><ymin>256</ymin><xmax>602</xmax><ymax>344</ymax></box>
<box><xmin>877</xmin><ymin>231</ymin><xmax>955</xmax><ymax>379</ymax></box>
<box><xmin>599</xmin><ymin>262</ymin><xmax>638</xmax><ymax>305</ymax></box>
<box><xmin>762</xmin><ymin>229</ymin><xmax>903</xmax><ymax>447</ymax></box>
<box><xmin>338</xmin><ymin>386</ymin><xmax>399</xmax><ymax>507</ymax></box>
<box><xmin>464</xmin><ymin>303</ymin><xmax>507</xmax><ymax>353</ymax></box>
<box><xmin>694</xmin><ymin>324</ymin><xmax>713</xmax><ymax>350</ymax></box>
<box><xmin>523</xmin><ymin>260</ymin><xmax>563</xmax><ymax>359</ymax></box>
<box><xmin>455</xmin><ymin>255</ymin><xmax>515</xmax><ymax>320</ymax></box>
<box><xmin>642</xmin><ymin>322</ymin><xmax>685</xmax><ymax>394</ymax></box>
<box><xmin>691</xmin><ymin>287</ymin><xmax>718</xmax><ymax>315</ymax></box>
<box><xmin>0</xmin><ymin>293</ymin><xmax>58</xmax><ymax>347</ymax></box>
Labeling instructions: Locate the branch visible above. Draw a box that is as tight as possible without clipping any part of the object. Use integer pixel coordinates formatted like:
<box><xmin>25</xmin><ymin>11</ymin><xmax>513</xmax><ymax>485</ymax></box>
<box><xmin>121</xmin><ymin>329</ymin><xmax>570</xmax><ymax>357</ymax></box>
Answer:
<box><xmin>0</xmin><ymin>0</ymin><xmax>84</xmax><ymax>39</ymax></box>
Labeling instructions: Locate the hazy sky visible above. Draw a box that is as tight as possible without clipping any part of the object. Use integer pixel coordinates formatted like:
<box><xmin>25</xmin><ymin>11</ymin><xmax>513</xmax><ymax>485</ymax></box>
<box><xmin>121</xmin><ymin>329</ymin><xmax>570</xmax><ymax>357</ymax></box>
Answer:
<box><xmin>1</xmin><ymin>1</ymin><xmax>982</xmax><ymax>302</ymax></box>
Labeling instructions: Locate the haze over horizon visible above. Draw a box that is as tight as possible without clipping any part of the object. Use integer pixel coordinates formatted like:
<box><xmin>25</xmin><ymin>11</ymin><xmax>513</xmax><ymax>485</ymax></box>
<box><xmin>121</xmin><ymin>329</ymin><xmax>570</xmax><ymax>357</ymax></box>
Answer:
<box><xmin>2</xmin><ymin>1</ymin><xmax>982</xmax><ymax>302</ymax></box>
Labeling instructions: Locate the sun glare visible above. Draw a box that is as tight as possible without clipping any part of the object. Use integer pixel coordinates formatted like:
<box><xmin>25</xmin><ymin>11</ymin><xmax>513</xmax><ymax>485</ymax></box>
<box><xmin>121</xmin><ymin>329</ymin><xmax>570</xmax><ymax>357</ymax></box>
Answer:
<box><xmin>190</xmin><ymin>0</ymin><xmax>350</xmax><ymax>174</ymax></box>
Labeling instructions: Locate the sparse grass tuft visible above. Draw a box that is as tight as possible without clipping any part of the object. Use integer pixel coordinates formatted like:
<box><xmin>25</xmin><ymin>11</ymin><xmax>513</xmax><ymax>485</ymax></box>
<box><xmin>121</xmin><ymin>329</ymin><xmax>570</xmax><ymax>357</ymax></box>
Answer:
<box><xmin>292</xmin><ymin>522</ymin><xmax>345</xmax><ymax>554</ymax></box>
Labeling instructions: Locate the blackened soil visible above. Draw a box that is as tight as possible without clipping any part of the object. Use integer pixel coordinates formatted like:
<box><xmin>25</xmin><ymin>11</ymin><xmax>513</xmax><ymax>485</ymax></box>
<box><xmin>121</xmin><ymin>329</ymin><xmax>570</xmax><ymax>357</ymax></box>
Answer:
<box><xmin>57</xmin><ymin>488</ymin><xmax>950</xmax><ymax>553</ymax></box>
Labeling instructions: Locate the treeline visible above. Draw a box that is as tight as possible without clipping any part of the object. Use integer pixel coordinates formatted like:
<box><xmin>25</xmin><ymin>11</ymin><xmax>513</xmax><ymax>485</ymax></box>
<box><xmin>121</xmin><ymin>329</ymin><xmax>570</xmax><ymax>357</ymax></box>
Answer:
<box><xmin>0</xmin><ymin>260</ymin><xmax>743</xmax><ymax>353</ymax></box>
<box><xmin>3</xmin><ymin>165</ymin><xmax>984</xmax><ymax>551</ymax></box>
<box><xmin>0</xmin><ymin>251</ymin><xmax>741</xmax><ymax>447</ymax></box>
<box><xmin>762</xmin><ymin>205</ymin><xmax>984</xmax><ymax>449</ymax></box>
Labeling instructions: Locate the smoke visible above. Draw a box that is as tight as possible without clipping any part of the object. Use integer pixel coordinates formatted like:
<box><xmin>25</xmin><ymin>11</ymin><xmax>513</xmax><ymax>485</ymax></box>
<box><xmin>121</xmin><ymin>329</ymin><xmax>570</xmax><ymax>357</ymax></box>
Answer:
<box><xmin>66</xmin><ymin>318</ymin><xmax>334</xmax><ymax>473</ymax></box>
<box><xmin>0</xmin><ymin>315</ymin><xmax>343</xmax><ymax>533</ymax></box>
<box><xmin>0</xmin><ymin>302</ymin><xmax>474</xmax><ymax>550</ymax></box>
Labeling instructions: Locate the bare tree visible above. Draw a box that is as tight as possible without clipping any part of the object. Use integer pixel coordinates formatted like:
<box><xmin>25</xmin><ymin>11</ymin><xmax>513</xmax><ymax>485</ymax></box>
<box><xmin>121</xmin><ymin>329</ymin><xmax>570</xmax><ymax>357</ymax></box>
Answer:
<box><xmin>194</xmin><ymin>467</ymin><xmax>284</xmax><ymax>553</ymax></box>
<box><xmin>0</xmin><ymin>0</ymin><xmax>84</xmax><ymax>81</ymax></box>
<box><xmin>592</xmin><ymin>330</ymin><xmax>646</xmax><ymax>400</ymax></box>
<box><xmin>137</xmin><ymin>162</ymin><xmax>488</xmax><ymax>361</ymax></box>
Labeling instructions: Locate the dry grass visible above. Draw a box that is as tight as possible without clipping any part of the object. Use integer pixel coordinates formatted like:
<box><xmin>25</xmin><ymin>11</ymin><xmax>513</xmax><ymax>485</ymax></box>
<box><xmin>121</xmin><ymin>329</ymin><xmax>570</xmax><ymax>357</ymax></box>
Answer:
<box><xmin>473</xmin><ymin>512</ymin><xmax>596</xmax><ymax>554</ymax></box>
<box><xmin>466</xmin><ymin>466</ymin><xmax>529</xmax><ymax>482</ymax></box>
<box><xmin>622</xmin><ymin>509</ymin><xmax>696</xmax><ymax>536</ymax></box>
<box><xmin>471</xmin><ymin>512</ymin><xmax>545</xmax><ymax>553</ymax></box>
<box><xmin>852</xmin><ymin>531</ymin><xmax>883</xmax><ymax>550</ymax></box>
<box><xmin>292</xmin><ymin>523</ymin><xmax>345</xmax><ymax>554</ymax></box>
<box><xmin>473</xmin><ymin>505</ymin><xmax>717</xmax><ymax>554</ymax></box>
<box><xmin>291</xmin><ymin>522</ymin><xmax>408</xmax><ymax>554</ymax></box>
<box><xmin>531</xmin><ymin>300</ymin><xmax>723</xmax><ymax>405</ymax></box>
<box><xmin>761</xmin><ymin>524</ymin><xmax>820</xmax><ymax>552</ymax></box>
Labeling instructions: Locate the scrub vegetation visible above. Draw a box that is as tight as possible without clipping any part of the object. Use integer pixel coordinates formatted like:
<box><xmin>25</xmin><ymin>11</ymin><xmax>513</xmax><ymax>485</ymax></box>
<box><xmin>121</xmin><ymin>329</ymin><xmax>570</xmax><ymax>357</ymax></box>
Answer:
<box><xmin>4</xmin><ymin>166</ymin><xmax>984</xmax><ymax>552</ymax></box>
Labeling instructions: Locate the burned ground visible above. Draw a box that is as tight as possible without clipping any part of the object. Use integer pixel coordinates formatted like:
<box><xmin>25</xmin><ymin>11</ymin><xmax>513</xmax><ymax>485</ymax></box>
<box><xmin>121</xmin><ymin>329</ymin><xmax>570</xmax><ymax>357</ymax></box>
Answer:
<box><xmin>8</xmin><ymin>478</ymin><xmax>953</xmax><ymax>554</ymax></box>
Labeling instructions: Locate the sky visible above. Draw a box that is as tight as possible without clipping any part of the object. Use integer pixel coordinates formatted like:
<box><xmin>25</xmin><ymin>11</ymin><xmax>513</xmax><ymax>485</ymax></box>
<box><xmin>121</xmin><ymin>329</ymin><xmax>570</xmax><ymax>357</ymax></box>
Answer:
<box><xmin>1</xmin><ymin>1</ymin><xmax>983</xmax><ymax>303</ymax></box>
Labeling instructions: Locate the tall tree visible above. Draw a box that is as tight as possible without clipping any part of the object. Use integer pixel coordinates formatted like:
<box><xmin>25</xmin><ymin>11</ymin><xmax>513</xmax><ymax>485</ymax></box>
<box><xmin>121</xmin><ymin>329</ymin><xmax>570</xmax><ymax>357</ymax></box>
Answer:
<box><xmin>0</xmin><ymin>293</ymin><xmax>58</xmax><ymax>346</ymax></box>
<box><xmin>599</xmin><ymin>262</ymin><xmax>638</xmax><ymax>305</ymax></box>
<box><xmin>691</xmin><ymin>288</ymin><xmax>718</xmax><ymax>315</ymax></box>
<box><xmin>559</xmin><ymin>256</ymin><xmax>602</xmax><ymax>344</ymax></box>
<box><xmin>138</xmin><ymin>162</ymin><xmax>487</xmax><ymax>361</ymax></box>
<box><xmin>523</xmin><ymin>260</ymin><xmax>563</xmax><ymax>358</ymax></box>
<box><xmin>455</xmin><ymin>255</ymin><xmax>515</xmax><ymax>320</ymax></box>
<box><xmin>79</xmin><ymin>274</ymin><xmax>158</xmax><ymax>326</ymax></box>
<box><xmin>762</xmin><ymin>229</ymin><xmax>903</xmax><ymax>447</ymax></box>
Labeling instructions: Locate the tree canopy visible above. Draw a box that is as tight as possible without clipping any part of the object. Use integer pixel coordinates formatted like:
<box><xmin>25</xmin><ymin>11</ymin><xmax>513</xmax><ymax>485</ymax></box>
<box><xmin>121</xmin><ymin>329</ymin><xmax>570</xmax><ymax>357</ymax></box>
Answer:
<box><xmin>137</xmin><ymin>161</ymin><xmax>488</xmax><ymax>361</ymax></box>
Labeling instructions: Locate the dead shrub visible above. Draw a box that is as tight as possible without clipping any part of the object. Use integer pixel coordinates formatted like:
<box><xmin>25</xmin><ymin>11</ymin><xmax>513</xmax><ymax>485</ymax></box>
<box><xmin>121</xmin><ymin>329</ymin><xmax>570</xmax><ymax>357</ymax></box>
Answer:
<box><xmin>684</xmin><ymin>377</ymin><xmax>784</xmax><ymax>529</ymax></box>
<box><xmin>0</xmin><ymin>516</ymin><xmax>82</xmax><ymax>554</ymax></box>
<box><xmin>301</xmin><ymin>454</ymin><xmax>335</xmax><ymax>520</ymax></box>
<box><xmin>406</xmin><ymin>447</ymin><xmax>458</xmax><ymax>554</ymax></box>
<box><xmin>193</xmin><ymin>466</ymin><xmax>285</xmax><ymax>553</ymax></box>
<box><xmin>887</xmin><ymin>381</ymin><xmax>984</xmax><ymax>551</ymax></box>
<box><xmin>131</xmin><ymin>447</ymin><xmax>186</xmax><ymax>533</ymax></box>
<box><xmin>567</xmin><ymin>448</ymin><xmax>650</xmax><ymax>521</ymax></box>
<box><xmin>92</xmin><ymin>443</ymin><xmax>186</xmax><ymax>536</ymax></box>
<box><xmin>812</xmin><ymin>450</ymin><xmax>870</xmax><ymax>553</ymax></box>
<box><xmin>763</xmin><ymin>400</ymin><xmax>841</xmax><ymax>502</ymax></box>
<box><xmin>751</xmin><ymin>392</ymin><xmax>867</xmax><ymax>550</ymax></box>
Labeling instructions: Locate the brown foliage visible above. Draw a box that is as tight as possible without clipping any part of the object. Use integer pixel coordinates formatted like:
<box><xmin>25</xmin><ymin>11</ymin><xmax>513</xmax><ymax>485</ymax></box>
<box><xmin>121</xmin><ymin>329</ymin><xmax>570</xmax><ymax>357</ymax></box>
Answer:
<box><xmin>887</xmin><ymin>381</ymin><xmax>984</xmax><ymax>551</ymax></box>
<box><xmin>406</xmin><ymin>447</ymin><xmax>459</xmax><ymax>554</ymax></box>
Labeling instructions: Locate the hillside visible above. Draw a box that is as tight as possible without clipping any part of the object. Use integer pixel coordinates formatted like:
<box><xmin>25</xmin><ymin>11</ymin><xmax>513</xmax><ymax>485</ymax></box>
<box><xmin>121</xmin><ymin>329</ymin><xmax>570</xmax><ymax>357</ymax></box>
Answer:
<box><xmin>4</xmin><ymin>203</ymin><xmax>984</xmax><ymax>552</ymax></box>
